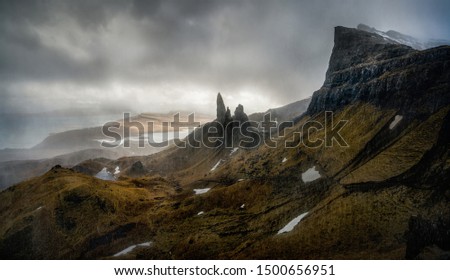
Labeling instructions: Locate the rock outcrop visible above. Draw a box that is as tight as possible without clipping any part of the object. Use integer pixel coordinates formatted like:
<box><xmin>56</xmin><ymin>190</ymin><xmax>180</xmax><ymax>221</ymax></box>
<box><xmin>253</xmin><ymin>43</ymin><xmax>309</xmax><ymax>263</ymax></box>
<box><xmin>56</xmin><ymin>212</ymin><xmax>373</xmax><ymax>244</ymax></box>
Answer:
<box><xmin>211</xmin><ymin>93</ymin><xmax>252</xmax><ymax>147</ymax></box>
<box><xmin>216</xmin><ymin>93</ymin><xmax>227</xmax><ymax>124</ymax></box>
<box><xmin>214</xmin><ymin>93</ymin><xmax>249</xmax><ymax>125</ymax></box>
<box><xmin>234</xmin><ymin>104</ymin><xmax>249</xmax><ymax>123</ymax></box>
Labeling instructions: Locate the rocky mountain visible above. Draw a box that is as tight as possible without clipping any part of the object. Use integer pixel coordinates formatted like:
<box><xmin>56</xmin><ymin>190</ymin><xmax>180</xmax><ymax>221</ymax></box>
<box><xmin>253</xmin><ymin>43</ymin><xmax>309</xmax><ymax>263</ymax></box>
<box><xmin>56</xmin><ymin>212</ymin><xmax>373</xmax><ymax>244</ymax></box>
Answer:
<box><xmin>308</xmin><ymin>26</ymin><xmax>450</xmax><ymax>116</ymax></box>
<box><xmin>249</xmin><ymin>97</ymin><xmax>311</xmax><ymax>123</ymax></box>
<box><xmin>0</xmin><ymin>25</ymin><xmax>449</xmax><ymax>260</ymax></box>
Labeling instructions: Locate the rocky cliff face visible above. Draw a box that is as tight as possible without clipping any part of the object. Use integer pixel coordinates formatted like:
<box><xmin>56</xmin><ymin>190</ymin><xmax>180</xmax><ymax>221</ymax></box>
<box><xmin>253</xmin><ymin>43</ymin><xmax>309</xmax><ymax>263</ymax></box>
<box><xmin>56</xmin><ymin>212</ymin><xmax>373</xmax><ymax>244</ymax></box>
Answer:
<box><xmin>308</xmin><ymin>26</ymin><xmax>450</xmax><ymax>117</ymax></box>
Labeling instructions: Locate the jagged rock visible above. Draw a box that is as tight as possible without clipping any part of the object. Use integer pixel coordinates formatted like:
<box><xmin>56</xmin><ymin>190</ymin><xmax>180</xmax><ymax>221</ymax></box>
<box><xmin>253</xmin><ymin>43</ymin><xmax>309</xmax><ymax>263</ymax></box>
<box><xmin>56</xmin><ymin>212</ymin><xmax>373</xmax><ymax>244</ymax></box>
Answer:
<box><xmin>213</xmin><ymin>95</ymin><xmax>251</xmax><ymax>146</ymax></box>
<box><xmin>216</xmin><ymin>93</ymin><xmax>226</xmax><ymax>124</ymax></box>
<box><xmin>233</xmin><ymin>104</ymin><xmax>249</xmax><ymax>123</ymax></box>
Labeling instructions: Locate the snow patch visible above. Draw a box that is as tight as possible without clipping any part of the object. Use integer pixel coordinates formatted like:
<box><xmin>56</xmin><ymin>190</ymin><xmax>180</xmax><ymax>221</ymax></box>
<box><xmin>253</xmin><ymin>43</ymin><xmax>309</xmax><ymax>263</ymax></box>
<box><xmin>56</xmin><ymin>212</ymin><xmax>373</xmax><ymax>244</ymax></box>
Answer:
<box><xmin>194</xmin><ymin>188</ymin><xmax>211</xmax><ymax>195</ymax></box>
<box><xmin>113</xmin><ymin>241</ymin><xmax>152</xmax><ymax>257</ymax></box>
<box><xmin>301</xmin><ymin>166</ymin><xmax>321</xmax><ymax>183</ymax></box>
<box><xmin>95</xmin><ymin>167</ymin><xmax>116</xmax><ymax>181</ymax></box>
<box><xmin>389</xmin><ymin>115</ymin><xmax>403</xmax><ymax>130</ymax></box>
<box><xmin>229</xmin><ymin>147</ymin><xmax>239</xmax><ymax>156</ymax></box>
<box><xmin>277</xmin><ymin>212</ymin><xmax>309</xmax><ymax>234</ymax></box>
<box><xmin>114</xmin><ymin>166</ymin><xmax>120</xmax><ymax>175</ymax></box>
<box><xmin>282</xmin><ymin>157</ymin><xmax>287</xmax><ymax>163</ymax></box>
<box><xmin>210</xmin><ymin>160</ymin><xmax>224</xmax><ymax>171</ymax></box>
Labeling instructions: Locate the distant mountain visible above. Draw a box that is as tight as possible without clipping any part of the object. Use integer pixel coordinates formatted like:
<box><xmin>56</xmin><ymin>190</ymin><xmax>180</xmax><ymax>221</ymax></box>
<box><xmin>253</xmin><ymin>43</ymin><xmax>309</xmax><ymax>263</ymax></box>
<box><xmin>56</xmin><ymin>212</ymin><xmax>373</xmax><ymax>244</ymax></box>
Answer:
<box><xmin>248</xmin><ymin>97</ymin><xmax>311</xmax><ymax>122</ymax></box>
<box><xmin>1</xmin><ymin>26</ymin><xmax>449</xmax><ymax>260</ymax></box>
<box><xmin>357</xmin><ymin>23</ymin><xmax>450</xmax><ymax>50</ymax></box>
<box><xmin>0</xmin><ymin>149</ymin><xmax>120</xmax><ymax>191</ymax></box>
<box><xmin>0</xmin><ymin>112</ymin><xmax>212</xmax><ymax>190</ymax></box>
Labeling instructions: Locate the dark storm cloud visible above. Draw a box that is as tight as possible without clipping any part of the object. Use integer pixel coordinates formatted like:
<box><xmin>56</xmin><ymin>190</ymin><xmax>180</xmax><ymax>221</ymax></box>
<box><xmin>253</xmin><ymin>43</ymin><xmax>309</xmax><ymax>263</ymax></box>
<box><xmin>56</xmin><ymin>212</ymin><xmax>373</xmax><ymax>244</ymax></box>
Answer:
<box><xmin>1</xmin><ymin>0</ymin><xmax>449</xmax><ymax>115</ymax></box>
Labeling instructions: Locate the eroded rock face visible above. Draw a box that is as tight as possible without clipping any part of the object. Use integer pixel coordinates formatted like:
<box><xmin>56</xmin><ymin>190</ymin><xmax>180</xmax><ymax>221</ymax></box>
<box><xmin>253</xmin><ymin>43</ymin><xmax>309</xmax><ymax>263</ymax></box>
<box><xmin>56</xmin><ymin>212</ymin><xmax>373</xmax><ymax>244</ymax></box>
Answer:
<box><xmin>213</xmin><ymin>93</ymin><xmax>252</xmax><ymax>147</ymax></box>
<box><xmin>307</xmin><ymin>26</ymin><xmax>450</xmax><ymax>116</ymax></box>
<box><xmin>215</xmin><ymin>93</ymin><xmax>249</xmax><ymax>125</ymax></box>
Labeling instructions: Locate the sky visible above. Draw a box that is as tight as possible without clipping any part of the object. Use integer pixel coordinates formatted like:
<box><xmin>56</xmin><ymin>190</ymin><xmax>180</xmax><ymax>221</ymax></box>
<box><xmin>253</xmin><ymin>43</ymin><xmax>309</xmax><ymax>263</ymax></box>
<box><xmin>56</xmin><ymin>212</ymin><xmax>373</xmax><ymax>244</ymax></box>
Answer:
<box><xmin>1</xmin><ymin>0</ymin><xmax>450</xmax><ymax>117</ymax></box>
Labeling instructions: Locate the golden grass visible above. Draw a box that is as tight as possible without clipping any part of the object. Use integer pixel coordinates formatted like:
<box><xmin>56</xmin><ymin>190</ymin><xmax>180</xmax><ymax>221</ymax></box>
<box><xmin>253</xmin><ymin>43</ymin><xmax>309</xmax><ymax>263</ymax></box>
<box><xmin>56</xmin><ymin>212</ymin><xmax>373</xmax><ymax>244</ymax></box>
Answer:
<box><xmin>0</xmin><ymin>167</ymin><xmax>175</xmax><ymax>259</ymax></box>
<box><xmin>341</xmin><ymin>106</ymin><xmax>449</xmax><ymax>184</ymax></box>
<box><xmin>238</xmin><ymin>183</ymin><xmax>449</xmax><ymax>259</ymax></box>
<box><xmin>1</xmin><ymin>101</ymin><xmax>448</xmax><ymax>259</ymax></box>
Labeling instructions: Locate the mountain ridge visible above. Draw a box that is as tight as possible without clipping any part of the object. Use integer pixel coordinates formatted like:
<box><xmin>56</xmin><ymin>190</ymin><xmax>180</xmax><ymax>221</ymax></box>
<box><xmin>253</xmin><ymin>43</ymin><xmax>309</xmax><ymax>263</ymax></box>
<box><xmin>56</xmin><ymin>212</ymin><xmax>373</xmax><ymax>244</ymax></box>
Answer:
<box><xmin>357</xmin><ymin>23</ymin><xmax>450</xmax><ymax>50</ymax></box>
<box><xmin>308</xmin><ymin>26</ymin><xmax>450</xmax><ymax>116</ymax></box>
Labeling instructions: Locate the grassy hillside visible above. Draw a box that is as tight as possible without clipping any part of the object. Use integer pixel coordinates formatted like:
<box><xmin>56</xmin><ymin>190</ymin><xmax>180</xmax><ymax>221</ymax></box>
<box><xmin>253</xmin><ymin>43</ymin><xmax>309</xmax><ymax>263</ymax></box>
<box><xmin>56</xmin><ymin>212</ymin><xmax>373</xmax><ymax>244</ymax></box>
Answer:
<box><xmin>1</xmin><ymin>101</ymin><xmax>448</xmax><ymax>259</ymax></box>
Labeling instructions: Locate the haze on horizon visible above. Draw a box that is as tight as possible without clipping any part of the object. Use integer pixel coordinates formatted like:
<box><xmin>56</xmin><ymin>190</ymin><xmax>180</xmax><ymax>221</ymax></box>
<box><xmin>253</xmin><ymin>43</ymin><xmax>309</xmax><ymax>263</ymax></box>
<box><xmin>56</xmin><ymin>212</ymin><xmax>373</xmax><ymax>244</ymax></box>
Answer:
<box><xmin>1</xmin><ymin>0</ymin><xmax>450</xmax><ymax>117</ymax></box>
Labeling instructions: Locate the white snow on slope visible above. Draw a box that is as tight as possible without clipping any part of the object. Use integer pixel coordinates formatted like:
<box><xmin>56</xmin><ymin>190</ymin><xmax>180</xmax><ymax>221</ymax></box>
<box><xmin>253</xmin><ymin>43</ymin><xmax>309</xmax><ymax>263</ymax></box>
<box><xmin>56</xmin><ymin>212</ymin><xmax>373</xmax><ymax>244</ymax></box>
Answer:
<box><xmin>277</xmin><ymin>212</ymin><xmax>309</xmax><ymax>234</ymax></box>
<box><xmin>113</xmin><ymin>241</ymin><xmax>152</xmax><ymax>257</ymax></box>
<box><xmin>389</xmin><ymin>115</ymin><xmax>403</xmax><ymax>130</ymax></box>
<box><xmin>194</xmin><ymin>188</ymin><xmax>211</xmax><ymax>195</ymax></box>
<box><xmin>230</xmin><ymin>147</ymin><xmax>239</xmax><ymax>156</ymax></box>
<box><xmin>301</xmin><ymin>166</ymin><xmax>321</xmax><ymax>183</ymax></box>
<box><xmin>210</xmin><ymin>160</ymin><xmax>224</xmax><ymax>171</ymax></box>
<box><xmin>114</xmin><ymin>166</ymin><xmax>120</xmax><ymax>175</ymax></box>
<box><xmin>95</xmin><ymin>168</ymin><xmax>116</xmax><ymax>181</ymax></box>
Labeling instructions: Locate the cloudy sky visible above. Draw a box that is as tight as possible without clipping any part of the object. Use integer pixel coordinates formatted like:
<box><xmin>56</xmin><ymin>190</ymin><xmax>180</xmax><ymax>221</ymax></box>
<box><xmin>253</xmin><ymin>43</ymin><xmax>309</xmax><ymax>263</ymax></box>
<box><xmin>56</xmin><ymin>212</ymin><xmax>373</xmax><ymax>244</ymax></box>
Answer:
<box><xmin>1</xmin><ymin>0</ymin><xmax>450</xmax><ymax>116</ymax></box>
